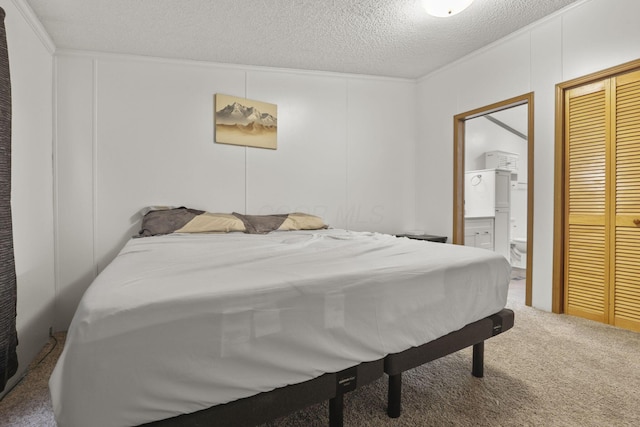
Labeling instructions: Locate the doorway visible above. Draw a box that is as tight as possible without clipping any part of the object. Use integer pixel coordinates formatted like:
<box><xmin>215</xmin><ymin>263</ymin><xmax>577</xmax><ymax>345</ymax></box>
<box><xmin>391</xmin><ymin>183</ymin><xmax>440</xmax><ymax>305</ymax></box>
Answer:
<box><xmin>453</xmin><ymin>93</ymin><xmax>534</xmax><ymax>306</ymax></box>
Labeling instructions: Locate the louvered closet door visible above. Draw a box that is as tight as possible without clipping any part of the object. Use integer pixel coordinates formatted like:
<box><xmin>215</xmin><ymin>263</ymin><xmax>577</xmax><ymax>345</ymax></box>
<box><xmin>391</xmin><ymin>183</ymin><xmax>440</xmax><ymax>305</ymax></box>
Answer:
<box><xmin>612</xmin><ymin>70</ymin><xmax>640</xmax><ymax>332</ymax></box>
<box><xmin>564</xmin><ymin>82</ymin><xmax>610</xmax><ymax>323</ymax></box>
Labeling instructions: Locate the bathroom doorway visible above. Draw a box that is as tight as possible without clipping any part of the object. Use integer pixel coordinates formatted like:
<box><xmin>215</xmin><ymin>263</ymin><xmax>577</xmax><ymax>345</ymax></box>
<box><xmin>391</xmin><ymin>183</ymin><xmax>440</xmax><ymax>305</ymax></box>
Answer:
<box><xmin>452</xmin><ymin>93</ymin><xmax>533</xmax><ymax>306</ymax></box>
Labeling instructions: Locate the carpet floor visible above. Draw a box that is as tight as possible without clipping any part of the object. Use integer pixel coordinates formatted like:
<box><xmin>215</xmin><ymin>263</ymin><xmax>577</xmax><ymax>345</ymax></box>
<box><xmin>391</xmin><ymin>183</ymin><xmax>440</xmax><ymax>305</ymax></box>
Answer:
<box><xmin>1</xmin><ymin>279</ymin><xmax>639</xmax><ymax>426</ymax></box>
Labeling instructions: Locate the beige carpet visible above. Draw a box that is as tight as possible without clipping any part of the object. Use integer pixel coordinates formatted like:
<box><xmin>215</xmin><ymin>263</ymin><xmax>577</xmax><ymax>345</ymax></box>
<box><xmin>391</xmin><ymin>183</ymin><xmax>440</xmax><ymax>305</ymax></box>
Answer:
<box><xmin>0</xmin><ymin>333</ymin><xmax>64</xmax><ymax>427</ymax></box>
<box><xmin>1</xmin><ymin>281</ymin><xmax>639</xmax><ymax>426</ymax></box>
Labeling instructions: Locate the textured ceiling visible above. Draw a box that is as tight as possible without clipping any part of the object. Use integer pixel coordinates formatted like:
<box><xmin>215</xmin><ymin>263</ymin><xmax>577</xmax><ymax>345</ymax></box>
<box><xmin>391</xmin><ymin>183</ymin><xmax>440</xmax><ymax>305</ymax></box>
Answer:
<box><xmin>25</xmin><ymin>0</ymin><xmax>581</xmax><ymax>79</ymax></box>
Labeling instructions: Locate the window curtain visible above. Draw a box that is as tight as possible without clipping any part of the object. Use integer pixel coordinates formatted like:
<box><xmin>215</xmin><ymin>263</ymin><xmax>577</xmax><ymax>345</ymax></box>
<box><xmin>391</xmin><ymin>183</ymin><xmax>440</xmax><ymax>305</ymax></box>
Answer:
<box><xmin>0</xmin><ymin>6</ymin><xmax>18</xmax><ymax>393</ymax></box>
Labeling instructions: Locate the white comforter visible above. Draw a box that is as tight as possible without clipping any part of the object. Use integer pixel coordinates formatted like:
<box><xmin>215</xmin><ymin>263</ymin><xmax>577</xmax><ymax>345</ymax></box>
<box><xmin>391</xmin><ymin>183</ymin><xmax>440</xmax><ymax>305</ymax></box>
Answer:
<box><xmin>49</xmin><ymin>229</ymin><xmax>510</xmax><ymax>427</ymax></box>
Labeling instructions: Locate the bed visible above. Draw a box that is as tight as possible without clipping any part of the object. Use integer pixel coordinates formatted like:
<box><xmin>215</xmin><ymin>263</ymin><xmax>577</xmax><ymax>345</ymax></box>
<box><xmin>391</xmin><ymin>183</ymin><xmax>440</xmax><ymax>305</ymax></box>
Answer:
<box><xmin>49</xmin><ymin>209</ymin><xmax>513</xmax><ymax>427</ymax></box>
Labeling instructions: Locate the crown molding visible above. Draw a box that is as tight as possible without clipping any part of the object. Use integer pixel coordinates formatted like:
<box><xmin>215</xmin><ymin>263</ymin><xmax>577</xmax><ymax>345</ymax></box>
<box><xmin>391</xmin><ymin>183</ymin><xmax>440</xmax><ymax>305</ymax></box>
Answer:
<box><xmin>54</xmin><ymin>49</ymin><xmax>417</xmax><ymax>83</ymax></box>
<box><xmin>11</xmin><ymin>0</ymin><xmax>55</xmax><ymax>54</ymax></box>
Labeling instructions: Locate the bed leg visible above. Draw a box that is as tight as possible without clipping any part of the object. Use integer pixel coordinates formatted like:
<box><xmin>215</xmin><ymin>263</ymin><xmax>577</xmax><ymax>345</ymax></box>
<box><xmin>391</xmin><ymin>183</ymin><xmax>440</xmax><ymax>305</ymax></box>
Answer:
<box><xmin>472</xmin><ymin>341</ymin><xmax>484</xmax><ymax>378</ymax></box>
<box><xmin>329</xmin><ymin>393</ymin><xmax>344</xmax><ymax>427</ymax></box>
<box><xmin>387</xmin><ymin>373</ymin><xmax>402</xmax><ymax>418</ymax></box>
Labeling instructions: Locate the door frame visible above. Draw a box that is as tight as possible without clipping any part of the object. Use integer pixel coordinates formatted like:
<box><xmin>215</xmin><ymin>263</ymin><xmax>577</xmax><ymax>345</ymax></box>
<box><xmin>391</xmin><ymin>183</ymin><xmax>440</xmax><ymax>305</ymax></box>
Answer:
<box><xmin>552</xmin><ymin>58</ymin><xmax>640</xmax><ymax>314</ymax></box>
<box><xmin>453</xmin><ymin>93</ymin><xmax>534</xmax><ymax>307</ymax></box>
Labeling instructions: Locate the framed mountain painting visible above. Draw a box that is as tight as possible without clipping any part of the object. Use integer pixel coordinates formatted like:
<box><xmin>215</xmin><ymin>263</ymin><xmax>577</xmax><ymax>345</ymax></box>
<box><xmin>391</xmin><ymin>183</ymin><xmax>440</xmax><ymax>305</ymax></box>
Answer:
<box><xmin>214</xmin><ymin>94</ymin><xmax>278</xmax><ymax>149</ymax></box>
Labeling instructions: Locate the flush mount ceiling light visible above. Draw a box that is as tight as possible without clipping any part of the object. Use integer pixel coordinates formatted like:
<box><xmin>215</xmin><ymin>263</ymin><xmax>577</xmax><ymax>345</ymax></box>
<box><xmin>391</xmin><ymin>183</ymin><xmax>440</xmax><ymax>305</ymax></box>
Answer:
<box><xmin>422</xmin><ymin>0</ymin><xmax>475</xmax><ymax>17</ymax></box>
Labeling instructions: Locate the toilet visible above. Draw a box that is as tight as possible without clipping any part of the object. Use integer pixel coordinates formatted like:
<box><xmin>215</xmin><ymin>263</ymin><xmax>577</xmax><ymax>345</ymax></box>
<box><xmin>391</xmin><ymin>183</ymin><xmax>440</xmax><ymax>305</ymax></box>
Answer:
<box><xmin>510</xmin><ymin>237</ymin><xmax>527</xmax><ymax>269</ymax></box>
<box><xmin>512</xmin><ymin>237</ymin><xmax>526</xmax><ymax>253</ymax></box>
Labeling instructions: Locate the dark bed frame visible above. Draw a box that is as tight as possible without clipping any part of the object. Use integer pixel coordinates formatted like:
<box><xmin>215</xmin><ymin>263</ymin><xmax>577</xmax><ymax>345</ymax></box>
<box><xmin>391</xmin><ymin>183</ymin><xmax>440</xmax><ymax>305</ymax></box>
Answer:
<box><xmin>385</xmin><ymin>308</ymin><xmax>514</xmax><ymax>418</ymax></box>
<box><xmin>141</xmin><ymin>308</ymin><xmax>514</xmax><ymax>427</ymax></box>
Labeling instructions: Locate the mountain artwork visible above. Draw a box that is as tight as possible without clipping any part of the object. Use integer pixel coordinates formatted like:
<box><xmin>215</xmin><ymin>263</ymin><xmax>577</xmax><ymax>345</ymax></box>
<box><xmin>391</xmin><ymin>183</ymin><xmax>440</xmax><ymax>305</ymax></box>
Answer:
<box><xmin>215</xmin><ymin>94</ymin><xmax>277</xmax><ymax>149</ymax></box>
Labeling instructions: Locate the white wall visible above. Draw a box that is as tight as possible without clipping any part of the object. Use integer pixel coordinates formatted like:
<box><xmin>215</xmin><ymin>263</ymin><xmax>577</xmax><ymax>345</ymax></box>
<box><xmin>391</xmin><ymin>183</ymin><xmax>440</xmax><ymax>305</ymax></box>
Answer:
<box><xmin>0</xmin><ymin>0</ymin><xmax>54</xmax><ymax>398</ymax></box>
<box><xmin>54</xmin><ymin>52</ymin><xmax>417</xmax><ymax>329</ymax></box>
<box><xmin>416</xmin><ymin>0</ymin><xmax>640</xmax><ymax>311</ymax></box>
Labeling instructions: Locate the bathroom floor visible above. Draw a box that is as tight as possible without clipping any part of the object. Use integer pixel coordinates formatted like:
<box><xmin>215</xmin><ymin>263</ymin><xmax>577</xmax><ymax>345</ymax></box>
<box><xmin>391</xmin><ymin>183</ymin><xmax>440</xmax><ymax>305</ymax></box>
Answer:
<box><xmin>509</xmin><ymin>268</ymin><xmax>526</xmax><ymax>302</ymax></box>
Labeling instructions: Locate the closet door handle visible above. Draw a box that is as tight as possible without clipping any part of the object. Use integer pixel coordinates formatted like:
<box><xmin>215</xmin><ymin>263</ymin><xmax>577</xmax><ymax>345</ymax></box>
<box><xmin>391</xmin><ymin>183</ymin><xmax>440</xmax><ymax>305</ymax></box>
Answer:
<box><xmin>634</xmin><ymin>219</ymin><xmax>640</xmax><ymax>226</ymax></box>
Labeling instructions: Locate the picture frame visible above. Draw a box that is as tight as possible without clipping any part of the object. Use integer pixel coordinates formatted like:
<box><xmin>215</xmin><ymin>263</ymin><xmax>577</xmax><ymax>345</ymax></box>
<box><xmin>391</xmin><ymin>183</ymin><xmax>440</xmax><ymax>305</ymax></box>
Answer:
<box><xmin>214</xmin><ymin>94</ymin><xmax>278</xmax><ymax>150</ymax></box>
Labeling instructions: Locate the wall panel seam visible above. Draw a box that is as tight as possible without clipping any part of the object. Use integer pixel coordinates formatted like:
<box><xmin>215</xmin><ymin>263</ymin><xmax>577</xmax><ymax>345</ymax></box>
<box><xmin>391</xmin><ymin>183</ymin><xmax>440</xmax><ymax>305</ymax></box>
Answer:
<box><xmin>345</xmin><ymin>78</ymin><xmax>350</xmax><ymax>230</ymax></box>
<box><xmin>52</xmin><ymin>55</ymin><xmax>60</xmax><ymax>329</ymax></box>
<box><xmin>92</xmin><ymin>59</ymin><xmax>98</xmax><ymax>276</ymax></box>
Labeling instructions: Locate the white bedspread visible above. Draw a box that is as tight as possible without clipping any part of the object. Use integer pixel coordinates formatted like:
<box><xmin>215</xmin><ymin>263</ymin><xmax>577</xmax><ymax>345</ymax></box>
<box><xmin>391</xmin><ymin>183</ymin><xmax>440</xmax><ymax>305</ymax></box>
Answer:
<box><xmin>49</xmin><ymin>229</ymin><xmax>510</xmax><ymax>427</ymax></box>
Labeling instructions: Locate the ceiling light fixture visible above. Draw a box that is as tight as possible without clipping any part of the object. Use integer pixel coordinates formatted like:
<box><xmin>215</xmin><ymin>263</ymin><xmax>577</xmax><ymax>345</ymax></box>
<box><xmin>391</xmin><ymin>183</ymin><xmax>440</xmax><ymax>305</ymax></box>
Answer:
<box><xmin>422</xmin><ymin>0</ymin><xmax>475</xmax><ymax>17</ymax></box>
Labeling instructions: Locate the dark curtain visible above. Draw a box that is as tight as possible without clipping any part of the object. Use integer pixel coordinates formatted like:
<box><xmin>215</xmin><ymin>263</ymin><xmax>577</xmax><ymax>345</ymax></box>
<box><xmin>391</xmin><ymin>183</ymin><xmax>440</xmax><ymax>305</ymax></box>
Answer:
<box><xmin>0</xmin><ymin>6</ymin><xmax>18</xmax><ymax>393</ymax></box>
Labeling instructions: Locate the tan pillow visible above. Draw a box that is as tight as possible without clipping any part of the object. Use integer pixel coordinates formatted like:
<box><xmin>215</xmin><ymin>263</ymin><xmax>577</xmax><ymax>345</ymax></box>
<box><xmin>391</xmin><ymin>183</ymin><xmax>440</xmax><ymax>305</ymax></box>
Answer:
<box><xmin>176</xmin><ymin>213</ymin><xmax>246</xmax><ymax>233</ymax></box>
<box><xmin>278</xmin><ymin>213</ymin><xmax>328</xmax><ymax>231</ymax></box>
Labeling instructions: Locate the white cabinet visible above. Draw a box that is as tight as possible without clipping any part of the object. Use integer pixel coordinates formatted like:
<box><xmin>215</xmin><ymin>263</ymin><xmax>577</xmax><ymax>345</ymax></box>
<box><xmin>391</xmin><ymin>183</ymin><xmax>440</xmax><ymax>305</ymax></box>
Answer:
<box><xmin>485</xmin><ymin>150</ymin><xmax>519</xmax><ymax>184</ymax></box>
<box><xmin>464</xmin><ymin>168</ymin><xmax>511</xmax><ymax>260</ymax></box>
<box><xmin>465</xmin><ymin>218</ymin><xmax>494</xmax><ymax>251</ymax></box>
<box><xmin>495</xmin><ymin>171</ymin><xmax>511</xmax><ymax>208</ymax></box>
<box><xmin>493</xmin><ymin>208</ymin><xmax>510</xmax><ymax>259</ymax></box>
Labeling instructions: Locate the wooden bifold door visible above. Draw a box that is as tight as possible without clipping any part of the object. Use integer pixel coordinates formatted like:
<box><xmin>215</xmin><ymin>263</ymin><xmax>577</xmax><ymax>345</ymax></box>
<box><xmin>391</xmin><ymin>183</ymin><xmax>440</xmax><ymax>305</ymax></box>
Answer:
<box><xmin>564</xmin><ymin>69</ymin><xmax>640</xmax><ymax>332</ymax></box>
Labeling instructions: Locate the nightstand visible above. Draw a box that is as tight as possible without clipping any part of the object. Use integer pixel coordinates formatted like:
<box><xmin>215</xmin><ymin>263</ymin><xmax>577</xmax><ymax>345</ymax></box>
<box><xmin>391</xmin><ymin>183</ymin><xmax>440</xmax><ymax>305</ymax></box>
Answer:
<box><xmin>396</xmin><ymin>234</ymin><xmax>448</xmax><ymax>243</ymax></box>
